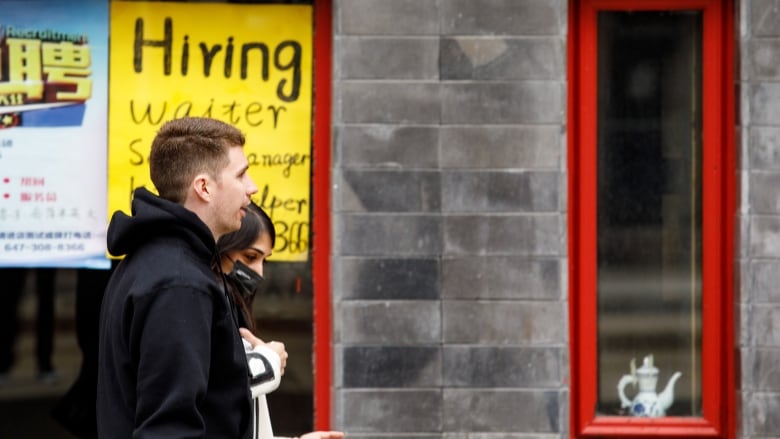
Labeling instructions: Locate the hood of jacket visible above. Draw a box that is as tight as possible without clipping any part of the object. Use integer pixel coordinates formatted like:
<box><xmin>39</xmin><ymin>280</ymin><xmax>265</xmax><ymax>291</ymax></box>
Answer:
<box><xmin>107</xmin><ymin>187</ymin><xmax>216</xmax><ymax>259</ymax></box>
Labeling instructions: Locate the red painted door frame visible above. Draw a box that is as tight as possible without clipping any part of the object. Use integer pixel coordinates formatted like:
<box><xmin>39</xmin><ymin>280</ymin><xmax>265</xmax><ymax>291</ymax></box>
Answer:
<box><xmin>567</xmin><ymin>0</ymin><xmax>736</xmax><ymax>436</ymax></box>
<box><xmin>312</xmin><ymin>0</ymin><xmax>333</xmax><ymax>430</ymax></box>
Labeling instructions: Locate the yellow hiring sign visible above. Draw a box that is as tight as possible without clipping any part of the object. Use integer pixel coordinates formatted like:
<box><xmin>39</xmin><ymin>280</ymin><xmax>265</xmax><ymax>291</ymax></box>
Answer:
<box><xmin>108</xmin><ymin>1</ymin><xmax>313</xmax><ymax>261</ymax></box>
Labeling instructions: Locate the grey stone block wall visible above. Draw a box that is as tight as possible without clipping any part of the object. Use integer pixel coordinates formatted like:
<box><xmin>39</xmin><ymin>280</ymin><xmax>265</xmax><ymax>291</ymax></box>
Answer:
<box><xmin>330</xmin><ymin>0</ymin><xmax>780</xmax><ymax>437</ymax></box>
<box><xmin>743</xmin><ymin>2</ymin><xmax>780</xmax><ymax>437</ymax></box>
<box><xmin>332</xmin><ymin>0</ymin><xmax>568</xmax><ymax>437</ymax></box>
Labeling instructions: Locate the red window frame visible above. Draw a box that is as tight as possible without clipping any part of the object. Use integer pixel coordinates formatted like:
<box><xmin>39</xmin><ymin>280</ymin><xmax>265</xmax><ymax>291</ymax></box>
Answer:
<box><xmin>312</xmin><ymin>0</ymin><xmax>333</xmax><ymax>430</ymax></box>
<box><xmin>567</xmin><ymin>0</ymin><xmax>736</xmax><ymax>437</ymax></box>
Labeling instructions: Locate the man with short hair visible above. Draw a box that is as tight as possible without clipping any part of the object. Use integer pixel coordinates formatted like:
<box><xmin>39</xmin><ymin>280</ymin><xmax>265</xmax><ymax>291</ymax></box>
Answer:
<box><xmin>97</xmin><ymin>117</ymin><xmax>259</xmax><ymax>438</ymax></box>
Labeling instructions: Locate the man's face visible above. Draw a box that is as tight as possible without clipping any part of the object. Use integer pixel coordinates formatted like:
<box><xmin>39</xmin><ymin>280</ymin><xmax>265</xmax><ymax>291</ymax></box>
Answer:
<box><xmin>212</xmin><ymin>146</ymin><xmax>258</xmax><ymax>238</ymax></box>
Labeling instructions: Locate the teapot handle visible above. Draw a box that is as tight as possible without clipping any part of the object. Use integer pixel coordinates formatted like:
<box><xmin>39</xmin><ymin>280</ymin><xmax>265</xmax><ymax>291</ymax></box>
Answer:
<box><xmin>617</xmin><ymin>374</ymin><xmax>636</xmax><ymax>409</ymax></box>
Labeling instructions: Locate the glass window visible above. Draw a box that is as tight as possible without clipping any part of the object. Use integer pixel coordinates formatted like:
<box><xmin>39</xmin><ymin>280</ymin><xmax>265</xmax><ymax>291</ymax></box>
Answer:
<box><xmin>595</xmin><ymin>11</ymin><xmax>703</xmax><ymax>418</ymax></box>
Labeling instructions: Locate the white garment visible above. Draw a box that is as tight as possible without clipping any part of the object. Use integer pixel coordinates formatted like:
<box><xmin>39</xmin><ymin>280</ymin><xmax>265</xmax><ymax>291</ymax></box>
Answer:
<box><xmin>244</xmin><ymin>340</ymin><xmax>282</xmax><ymax>439</ymax></box>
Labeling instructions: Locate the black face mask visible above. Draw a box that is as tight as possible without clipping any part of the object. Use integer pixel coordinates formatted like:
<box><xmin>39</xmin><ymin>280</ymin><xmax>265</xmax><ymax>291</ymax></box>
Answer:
<box><xmin>226</xmin><ymin>259</ymin><xmax>264</xmax><ymax>301</ymax></box>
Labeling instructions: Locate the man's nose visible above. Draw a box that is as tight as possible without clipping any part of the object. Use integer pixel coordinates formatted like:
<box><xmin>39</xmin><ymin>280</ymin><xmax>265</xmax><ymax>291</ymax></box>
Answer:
<box><xmin>246</xmin><ymin>176</ymin><xmax>258</xmax><ymax>195</ymax></box>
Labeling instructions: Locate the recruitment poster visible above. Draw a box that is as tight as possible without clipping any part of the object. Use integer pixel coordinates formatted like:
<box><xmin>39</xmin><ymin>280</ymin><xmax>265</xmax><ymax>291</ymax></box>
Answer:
<box><xmin>109</xmin><ymin>1</ymin><xmax>313</xmax><ymax>262</ymax></box>
<box><xmin>0</xmin><ymin>0</ymin><xmax>110</xmax><ymax>268</ymax></box>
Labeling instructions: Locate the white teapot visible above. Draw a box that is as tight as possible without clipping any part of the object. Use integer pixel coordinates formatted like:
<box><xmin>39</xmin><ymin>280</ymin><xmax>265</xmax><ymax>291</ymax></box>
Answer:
<box><xmin>617</xmin><ymin>354</ymin><xmax>682</xmax><ymax>417</ymax></box>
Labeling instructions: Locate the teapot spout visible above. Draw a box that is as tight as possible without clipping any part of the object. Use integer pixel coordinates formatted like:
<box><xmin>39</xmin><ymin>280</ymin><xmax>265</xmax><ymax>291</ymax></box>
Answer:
<box><xmin>658</xmin><ymin>371</ymin><xmax>682</xmax><ymax>412</ymax></box>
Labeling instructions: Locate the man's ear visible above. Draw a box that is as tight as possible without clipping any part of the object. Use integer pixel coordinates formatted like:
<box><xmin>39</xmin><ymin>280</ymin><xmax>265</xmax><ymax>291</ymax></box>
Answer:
<box><xmin>192</xmin><ymin>173</ymin><xmax>211</xmax><ymax>203</ymax></box>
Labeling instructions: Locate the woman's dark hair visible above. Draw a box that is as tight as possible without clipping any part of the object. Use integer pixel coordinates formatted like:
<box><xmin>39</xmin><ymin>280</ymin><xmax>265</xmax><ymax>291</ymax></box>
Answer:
<box><xmin>217</xmin><ymin>202</ymin><xmax>275</xmax><ymax>255</ymax></box>
<box><xmin>216</xmin><ymin>202</ymin><xmax>275</xmax><ymax>330</ymax></box>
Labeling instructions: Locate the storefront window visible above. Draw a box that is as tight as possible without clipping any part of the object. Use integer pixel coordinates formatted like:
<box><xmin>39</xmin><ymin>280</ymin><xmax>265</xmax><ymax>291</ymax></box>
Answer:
<box><xmin>0</xmin><ymin>0</ymin><xmax>332</xmax><ymax>436</ymax></box>
<box><xmin>595</xmin><ymin>10</ymin><xmax>702</xmax><ymax>418</ymax></box>
<box><xmin>568</xmin><ymin>0</ymin><xmax>735</xmax><ymax>436</ymax></box>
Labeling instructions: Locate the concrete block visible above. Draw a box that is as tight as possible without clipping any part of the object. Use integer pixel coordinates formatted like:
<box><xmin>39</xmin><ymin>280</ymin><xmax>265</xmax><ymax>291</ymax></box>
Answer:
<box><xmin>751</xmin><ymin>0</ymin><xmax>780</xmax><ymax>37</ymax></box>
<box><xmin>748</xmin><ymin>126</ymin><xmax>780</xmax><ymax>170</ymax></box>
<box><xmin>443</xmin><ymin>346</ymin><xmax>562</xmax><ymax>387</ymax></box>
<box><xmin>441</xmin><ymin>82</ymin><xmax>563</xmax><ymax>124</ymax></box>
<box><xmin>749</xmin><ymin>172</ymin><xmax>780</xmax><ymax>213</ymax></box>
<box><xmin>753</xmin><ymin>304</ymin><xmax>780</xmax><ymax>346</ymax></box>
<box><xmin>339</xmin><ymin>257</ymin><xmax>440</xmax><ymax>300</ymax></box>
<box><xmin>751</xmin><ymin>348</ymin><xmax>780</xmax><ymax>391</ymax></box>
<box><xmin>750</xmin><ymin>40</ymin><xmax>780</xmax><ymax>80</ymax></box>
<box><xmin>443</xmin><ymin>300</ymin><xmax>565</xmax><ymax>345</ymax></box>
<box><xmin>337</xmin><ymin>214</ymin><xmax>442</xmax><ymax>256</ymax></box>
<box><xmin>740</xmin><ymin>213</ymin><xmax>751</xmax><ymax>261</ymax></box>
<box><xmin>750</xmin><ymin>260</ymin><xmax>780</xmax><ymax>303</ymax></box>
<box><xmin>342</xmin><ymin>346</ymin><xmax>442</xmax><ymax>387</ymax></box>
<box><xmin>442</xmin><ymin>256</ymin><xmax>560</xmax><ymax>300</ymax></box>
<box><xmin>741</xmin><ymin>348</ymin><xmax>755</xmax><ymax>394</ymax></box>
<box><xmin>559</xmin><ymin>390</ymin><xmax>569</xmax><ymax>438</ymax></box>
<box><xmin>441</xmin><ymin>37</ymin><xmax>564</xmax><ymax>80</ymax></box>
<box><xmin>441</xmin><ymin>171</ymin><xmax>559</xmax><ymax>213</ymax></box>
<box><xmin>741</xmin><ymin>304</ymin><xmax>753</xmax><ymax>349</ymax></box>
<box><xmin>341</xmin><ymin>82</ymin><xmax>441</xmax><ymax>124</ymax></box>
<box><xmin>337</xmin><ymin>125</ymin><xmax>440</xmax><ymax>168</ymax></box>
<box><xmin>443</xmin><ymin>214</ymin><xmax>561</xmax><ymax>256</ymax></box>
<box><xmin>749</xmin><ymin>83</ymin><xmax>780</xmax><ymax>126</ymax></box>
<box><xmin>339</xmin><ymin>37</ymin><xmax>439</xmax><ymax>80</ymax></box>
<box><xmin>440</xmin><ymin>125</ymin><xmax>560</xmax><ymax>169</ymax></box>
<box><xmin>444</xmin><ymin>434</ymin><xmax>559</xmax><ymax>439</ymax></box>
<box><xmin>443</xmin><ymin>389</ymin><xmax>559</xmax><ymax>432</ymax></box>
<box><xmin>749</xmin><ymin>216</ymin><xmax>780</xmax><ymax>258</ymax></box>
<box><xmin>339</xmin><ymin>169</ymin><xmax>441</xmax><ymax>212</ymax></box>
<box><xmin>338</xmin><ymin>0</ymin><xmax>440</xmax><ymax>35</ymax></box>
<box><xmin>744</xmin><ymin>393</ymin><xmax>780</xmax><ymax>436</ymax></box>
<box><xmin>346</xmin><ymin>436</ymin><xmax>441</xmax><ymax>439</ymax></box>
<box><xmin>340</xmin><ymin>301</ymin><xmax>441</xmax><ymax>344</ymax></box>
<box><xmin>339</xmin><ymin>389</ymin><xmax>442</xmax><ymax>433</ymax></box>
<box><xmin>441</xmin><ymin>0</ymin><xmax>563</xmax><ymax>36</ymax></box>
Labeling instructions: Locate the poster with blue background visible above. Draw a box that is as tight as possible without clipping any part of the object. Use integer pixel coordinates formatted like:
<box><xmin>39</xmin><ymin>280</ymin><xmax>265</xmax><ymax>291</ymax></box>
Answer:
<box><xmin>0</xmin><ymin>0</ymin><xmax>109</xmax><ymax>268</ymax></box>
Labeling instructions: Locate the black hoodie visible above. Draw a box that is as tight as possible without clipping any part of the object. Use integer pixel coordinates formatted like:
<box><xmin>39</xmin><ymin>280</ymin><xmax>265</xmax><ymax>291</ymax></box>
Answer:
<box><xmin>97</xmin><ymin>188</ymin><xmax>251</xmax><ymax>439</ymax></box>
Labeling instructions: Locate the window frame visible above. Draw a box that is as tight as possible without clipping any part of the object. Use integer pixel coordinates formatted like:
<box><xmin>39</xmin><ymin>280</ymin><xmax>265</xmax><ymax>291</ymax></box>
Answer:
<box><xmin>312</xmin><ymin>0</ymin><xmax>333</xmax><ymax>430</ymax></box>
<box><xmin>567</xmin><ymin>0</ymin><xmax>736</xmax><ymax>436</ymax></box>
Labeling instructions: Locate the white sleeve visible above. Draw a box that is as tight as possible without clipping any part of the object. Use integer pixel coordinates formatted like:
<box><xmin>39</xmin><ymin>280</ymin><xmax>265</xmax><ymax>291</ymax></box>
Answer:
<box><xmin>244</xmin><ymin>340</ymin><xmax>282</xmax><ymax>398</ymax></box>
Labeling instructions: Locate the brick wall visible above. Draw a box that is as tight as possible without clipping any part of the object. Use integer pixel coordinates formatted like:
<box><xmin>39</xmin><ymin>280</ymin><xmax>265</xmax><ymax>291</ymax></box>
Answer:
<box><xmin>332</xmin><ymin>0</ymin><xmax>569</xmax><ymax>437</ymax></box>
<box><xmin>741</xmin><ymin>0</ymin><xmax>780</xmax><ymax>437</ymax></box>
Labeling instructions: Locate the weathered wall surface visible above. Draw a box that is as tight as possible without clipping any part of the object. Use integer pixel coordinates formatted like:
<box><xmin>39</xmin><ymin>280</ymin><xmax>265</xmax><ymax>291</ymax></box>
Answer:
<box><xmin>741</xmin><ymin>0</ymin><xmax>780</xmax><ymax>437</ymax></box>
<box><xmin>332</xmin><ymin>0</ymin><xmax>569</xmax><ymax>437</ymax></box>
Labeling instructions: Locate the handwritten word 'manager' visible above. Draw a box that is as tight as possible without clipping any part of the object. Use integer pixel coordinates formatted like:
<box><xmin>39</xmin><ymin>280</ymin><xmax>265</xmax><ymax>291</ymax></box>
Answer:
<box><xmin>249</xmin><ymin>152</ymin><xmax>309</xmax><ymax>178</ymax></box>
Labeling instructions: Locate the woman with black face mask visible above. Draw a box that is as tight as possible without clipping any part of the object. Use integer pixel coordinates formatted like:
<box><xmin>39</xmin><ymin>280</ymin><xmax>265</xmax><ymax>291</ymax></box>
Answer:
<box><xmin>217</xmin><ymin>202</ymin><xmax>276</xmax><ymax>333</ymax></box>
<box><xmin>216</xmin><ymin>202</ymin><xmax>344</xmax><ymax>439</ymax></box>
